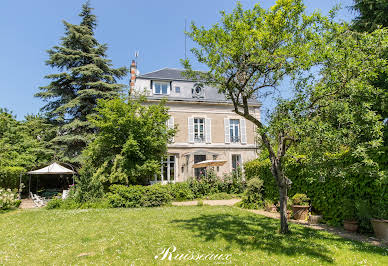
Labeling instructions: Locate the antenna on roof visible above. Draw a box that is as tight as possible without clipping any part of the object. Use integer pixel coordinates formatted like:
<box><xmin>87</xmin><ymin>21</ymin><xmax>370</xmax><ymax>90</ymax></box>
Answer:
<box><xmin>184</xmin><ymin>19</ymin><xmax>187</xmax><ymax>60</ymax></box>
<box><xmin>134</xmin><ymin>50</ymin><xmax>139</xmax><ymax>74</ymax></box>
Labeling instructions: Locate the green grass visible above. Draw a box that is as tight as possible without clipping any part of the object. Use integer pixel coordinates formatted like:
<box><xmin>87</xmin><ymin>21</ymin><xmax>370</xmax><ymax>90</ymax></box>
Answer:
<box><xmin>0</xmin><ymin>206</ymin><xmax>387</xmax><ymax>265</ymax></box>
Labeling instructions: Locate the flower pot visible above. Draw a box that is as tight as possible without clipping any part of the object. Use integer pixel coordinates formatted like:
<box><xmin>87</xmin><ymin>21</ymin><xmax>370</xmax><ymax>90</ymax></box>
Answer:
<box><xmin>371</xmin><ymin>219</ymin><xmax>388</xmax><ymax>241</ymax></box>
<box><xmin>292</xmin><ymin>205</ymin><xmax>309</xmax><ymax>220</ymax></box>
<box><xmin>308</xmin><ymin>214</ymin><xmax>322</xmax><ymax>225</ymax></box>
<box><xmin>343</xmin><ymin>220</ymin><xmax>358</xmax><ymax>232</ymax></box>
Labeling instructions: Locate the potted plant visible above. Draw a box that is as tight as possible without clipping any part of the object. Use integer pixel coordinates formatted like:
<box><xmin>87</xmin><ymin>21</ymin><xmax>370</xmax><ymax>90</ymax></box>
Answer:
<box><xmin>342</xmin><ymin>198</ymin><xmax>359</xmax><ymax>232</ymax></box>
<box><xmin>291</xmin><ymin>193</ymin><xmax>310</xmax><ymax>220</ymax></box>
<box><xmin>370</xmin><ymin>202</ymin><xmax>388</xmax><ymax>241</ymax></box>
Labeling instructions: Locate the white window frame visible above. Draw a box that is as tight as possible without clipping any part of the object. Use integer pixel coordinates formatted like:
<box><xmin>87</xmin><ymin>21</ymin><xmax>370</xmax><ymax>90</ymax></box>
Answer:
<box><xmin>153</xmin><ymin>155</ymin><xmax>176</xmax><ymax>184</ymax></box>
<box><xmin>153</xmin><ymin>81</ymin><xmax>170</xmax><ymax>95</ymax></box>
<box><xmin>194</xmin><ymin>118</ymin><xmax>205</xmax><ymax>143</ymax></box>
<box><xmin>229</xmin><ymin>119</ymin><xmax>240</xmax><ymax>143</ymax></box>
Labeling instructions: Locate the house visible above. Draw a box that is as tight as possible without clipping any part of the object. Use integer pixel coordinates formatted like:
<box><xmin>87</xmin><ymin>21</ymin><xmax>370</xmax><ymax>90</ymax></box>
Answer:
<box><xmin>129</xmin><ymin>60</ymin><xmax>260</xmax><ymax>182</ymax></box>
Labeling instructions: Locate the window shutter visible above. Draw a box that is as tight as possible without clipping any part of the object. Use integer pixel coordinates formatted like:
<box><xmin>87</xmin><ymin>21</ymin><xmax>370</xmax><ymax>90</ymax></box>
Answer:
<box><xmin>188</xmin><ymin>117</ymin><xmax>194</xmax><ymax>143</ymax></box>
<box><xmin>205</xmin><ymin>118</ymin><xmax>212</xmax><ymax>144</ymax></box>
<box><xmin>168</xmin><ymin>117</ymin><xmax>174</xmax><ymax>143</ymax></box>
<box><xmin>224</xmin><ymin>118</ymin><xmax>230</xmax><ymax>144</ymax></box>
<box><xmin>240</xmin><ymin>119</ymin><xmax>247</xmax><ymax>144</ymax></box>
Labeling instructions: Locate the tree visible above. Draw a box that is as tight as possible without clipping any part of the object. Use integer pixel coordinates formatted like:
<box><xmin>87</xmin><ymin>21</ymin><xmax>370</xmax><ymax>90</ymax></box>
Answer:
<box><xmin>351</xmin><ymin>0</ymin><xmax>388</xmax><ymax>32</ymax></box>
<box><xmin>183</xmin><ymin>0</ymin><xmax>327</xmax><ymax>233</ymax></box>
<box><xmin>351</xmin><ymin>0</ymin><xmax>388</xmax><ymax>172</ymax></box>
<box><xmin>183</xmin><ymin>0</ymin><xmax>388</xmax><ymax>233</ymax></box>
<box><xmin>35</xmin><ymin>1</ymin><xmax>128</xmax><ymax>164</ymax></box>
<box><xmin>0</xmin><ymin>110</ymin><xmax>53</xmax><ymax>188</ymax></box>
<box><xmin>79</xmin><ymin>97</ymin><xmax>175</xmax><ymax>193</ymax></box>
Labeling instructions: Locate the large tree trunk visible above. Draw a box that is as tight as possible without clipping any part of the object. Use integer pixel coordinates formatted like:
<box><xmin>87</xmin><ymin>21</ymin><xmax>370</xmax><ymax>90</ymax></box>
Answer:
<box><xmin>278</xmin><ymin>184</ymin><xmax>289</xmax><ymax>234</ymax></box>
<box><xmin>270</xmin><ymin>159</ymin><xmax>290</xmax><ymax>234</ymax></box>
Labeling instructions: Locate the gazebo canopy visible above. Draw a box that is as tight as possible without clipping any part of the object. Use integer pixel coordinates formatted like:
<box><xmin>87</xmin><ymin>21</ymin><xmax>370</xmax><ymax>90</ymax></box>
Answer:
<box><xmin>27</xmin><ymin>162</ymin><xmax>75</xmax><ymax>175</ymax></box>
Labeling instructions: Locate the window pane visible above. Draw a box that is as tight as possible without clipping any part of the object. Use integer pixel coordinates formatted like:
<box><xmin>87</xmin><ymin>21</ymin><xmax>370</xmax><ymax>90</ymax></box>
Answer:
<box><xmin>155</xmin><ymin>83</ymin><xmax>161</xmax><ymax>94</ymax></box>
<box><xmin>175</xmin><ymin>87</ymin><xmax>180</xmax><ymax>93</ymax></box>
<box><xmin>162</xmin><ymin>84</ymin><xmax>168</xmax><ymax>94</ymax></box>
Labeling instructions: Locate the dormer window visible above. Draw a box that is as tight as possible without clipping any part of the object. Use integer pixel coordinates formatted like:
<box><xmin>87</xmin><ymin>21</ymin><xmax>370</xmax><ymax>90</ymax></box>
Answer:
<box><xmin>192</xmin><ymin>84</ymin><xmax>204</xmax><ymax>98</ymax></box>
<box><xmin>153</xmin><ymin>81</ymin><xmax>170</xmax><ymax>95</ymax></box>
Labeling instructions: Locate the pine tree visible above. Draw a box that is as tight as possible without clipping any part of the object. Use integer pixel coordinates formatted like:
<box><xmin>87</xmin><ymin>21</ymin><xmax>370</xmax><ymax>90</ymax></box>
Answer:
<box><xmin>351</xmin><ymin>0</ymin><xmax>388</xmax><ymax>32</ymax></box>
<box><xmin>36</xmin><ymin>1</ymin><xmax>128</xmax><ymax>164</ymax></box>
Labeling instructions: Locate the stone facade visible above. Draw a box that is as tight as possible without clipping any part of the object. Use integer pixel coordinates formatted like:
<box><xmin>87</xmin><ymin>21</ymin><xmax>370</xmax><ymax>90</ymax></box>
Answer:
<box><xmin>132</xmin><ymin>66</ymin><xmax>260</xmax><ymax>182</ymax></box>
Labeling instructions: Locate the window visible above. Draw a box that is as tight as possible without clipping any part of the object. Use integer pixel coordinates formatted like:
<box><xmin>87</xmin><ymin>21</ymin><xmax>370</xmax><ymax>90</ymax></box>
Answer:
<box><xmin>192</xmin><ymin>84</ymin><xmax>204</xmax><ymax>98</ymax></box>
<box><xmin>153</xmin><ymin>81</ymin><xmax>169</xmax><ymax>95</ymax></box>
<box><xmin>158</xmin><ymin>155</ymin><xmax>175</xmax><ymax>182</ymax></box>
<box><xmin>194</xmin><ymin>118</ymin><xmax>205</xmax><ymax>142</ymax></box>
<box><xmin>194</xmin><ymin>155</ymin><xmax>206</xmax><ymax>178</ymax></box>
<box><xmin>230</xmin><ymin>119</ymin><xmax>240</xmax><ymax>143</ymax></box>
<box><xmin>175</xmin><ymin>86</ymin><xmax>180</xmax><ymax>93</ymax></box>
<box><xmin>232</xmin><ymin>154</ymin><xmax>241</xmax><ymax>171</ymax></box>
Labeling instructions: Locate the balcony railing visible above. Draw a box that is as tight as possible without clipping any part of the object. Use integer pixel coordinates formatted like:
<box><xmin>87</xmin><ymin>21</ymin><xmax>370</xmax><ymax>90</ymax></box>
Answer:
<box><xmin>230</xmin><ymin>136</ymin><xmax>240</xmax><ymax>143</ymax></box>
<box><xmin>194</xmin><ymin>136</ymin><xmax>205</xmax><ymax>143</ymax></box>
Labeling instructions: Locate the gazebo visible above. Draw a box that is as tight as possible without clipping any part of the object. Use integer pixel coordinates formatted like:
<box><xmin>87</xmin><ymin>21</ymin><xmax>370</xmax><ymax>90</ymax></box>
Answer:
<box><xmin>26</xmin><ymin>162</ymin><xmax>76</xmax><ymax>198</ymax></box>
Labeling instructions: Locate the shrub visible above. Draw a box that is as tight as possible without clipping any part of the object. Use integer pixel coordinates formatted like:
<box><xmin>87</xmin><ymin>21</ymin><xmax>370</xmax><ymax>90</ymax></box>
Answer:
<box><xmin>167</xmin><ymin>182</ymin><xmax>194</xmax><ymax>201</ymax></box>
<box><xmin>240</xmin><ymin>178</ymin><xmax>264</xmax><ymax>209</ymax></box>
<box><xmin>46</xmin><ymin>198</ymin><xmax>63</xmax><ymax>209</ymax></box>
<box><xmin>0</xmin><ymin>188</ymin><xmax>21</xmax><ymax>210</ymax></box>
<box><xmin>107</xmin><ymin>184</ymin><xmax>171</xmax><ymax>208</ymax></box>
<box><xmin>291</xmin><ymin>194</ymin><xmax>309</xmax><ymax>206</ymax></box>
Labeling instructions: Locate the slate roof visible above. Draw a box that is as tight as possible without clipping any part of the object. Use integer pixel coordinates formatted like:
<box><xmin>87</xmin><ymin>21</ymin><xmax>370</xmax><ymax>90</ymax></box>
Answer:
<box><xmin>138</xmin><ymin>68</ymin><xmax>190</xmax><ymax>81</ymax></box>
<box><xmin>137</xmin><ymin>68</ymin><xmax>260</xmax><ymax>105</ymax></box>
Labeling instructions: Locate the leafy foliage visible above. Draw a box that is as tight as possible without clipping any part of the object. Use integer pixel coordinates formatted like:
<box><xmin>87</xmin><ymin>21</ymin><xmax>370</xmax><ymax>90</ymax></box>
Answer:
<box><xmin>0</xmin><ymin>110</ymin><xmax>53</xmax><ymax>188</ymax></box>
<box><xmin>291</xmin><ymin>194</ymin><xmax>309</xmax><ymax>206</ymax></box>
<box><xmin>240</xmin><ymin>178</ymin><xmax>264</xmax><ymax>209</ymax></box>
<box><xmin>351</xmin><ymin>0</ymin><xmax>388</xmax><ymax>32</ymax></box>
<box><xmin>79</xmin><ymin>97</ymin><xmax>175</xmax><ymax>187</ymax></box>
<box><xmin>35</xmin><ymin>2</ymin><xmax>128</xmax><ymax>164</ymax></box>
<box><xmin>245</xmin><ymin>156</ymin><xmax>387</xmax><ymax>231</ymax></box>
<box><xmin>166</xmin><ymin>182</ymin><xmax>195</xmax><ymax>201</ymax></box>
<box><xmin>106</xmin><ymin>184</ymin><xmax>172</xmax><ymax>208</ymax></box>
<box><xmin>182</xmin><ymin>0</ymin><xmax>333</xmax><ymax>233</ymax></box>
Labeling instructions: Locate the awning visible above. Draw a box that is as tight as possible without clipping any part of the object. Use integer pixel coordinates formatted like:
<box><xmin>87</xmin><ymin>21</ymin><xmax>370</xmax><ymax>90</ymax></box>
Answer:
<box><xmin>192</xmin><ymin>160</ymin><xmax>227</xmax><ymax>168</ymax></box>
<box><xmin>27</xmin><ymin>162</ymin><xmax>75</xmax><ymax>175</ymax></box>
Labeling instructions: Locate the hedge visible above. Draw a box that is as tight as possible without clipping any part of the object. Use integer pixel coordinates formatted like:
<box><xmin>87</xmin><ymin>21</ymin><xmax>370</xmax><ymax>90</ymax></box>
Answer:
<box><xmin>107</xmin><ymin>184</ymin><xmax>172</xmax><ymax>208</ymax></box>
<box><xmin>244</xmin><ymin>158</ymin><xmax>387</xmax><ymax>232</ymax></box>
<box><xmin>0</xmin><ymin>166</ymin><xmax>25</xmax><ymax>189</ymax></box>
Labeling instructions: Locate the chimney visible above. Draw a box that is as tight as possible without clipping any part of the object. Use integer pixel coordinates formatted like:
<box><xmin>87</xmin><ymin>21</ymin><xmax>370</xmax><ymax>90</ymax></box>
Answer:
<box><xmin>129</xmin><ymin>59</ymin><xmax>137</xmax><ymax>95</ymax></box>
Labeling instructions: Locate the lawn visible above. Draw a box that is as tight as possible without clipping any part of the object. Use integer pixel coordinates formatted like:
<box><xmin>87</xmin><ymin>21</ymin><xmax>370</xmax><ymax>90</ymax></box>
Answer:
<box><xmin>0</xmin><ymin>206</ymin><xmax>387</xmax><ymax>265</ymax></box>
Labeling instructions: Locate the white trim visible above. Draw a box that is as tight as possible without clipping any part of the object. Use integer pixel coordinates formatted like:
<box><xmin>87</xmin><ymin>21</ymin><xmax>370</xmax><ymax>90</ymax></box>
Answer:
<box><xmin>188</xmin><ymin>117</ymin><xmax>194</xmax><ymax>143</ymax></box>
<box><xmin>152</xmin><ymin>81</ymin><xmax>170</xmax><ymax>95</ymax></box>
<box><xmin>205</xmin><ymin>118</ymin><xmax>212</xmax><ymax>144</ymax></box>
<box><xmin>224</xmin><ymin>118</ymin><xmax>230</xmax><ymax>144</ymax></box>
<box><xmin>240</xmin><ymin>118</ymin><xmax>247</xmax><ymax>144</ymax></box>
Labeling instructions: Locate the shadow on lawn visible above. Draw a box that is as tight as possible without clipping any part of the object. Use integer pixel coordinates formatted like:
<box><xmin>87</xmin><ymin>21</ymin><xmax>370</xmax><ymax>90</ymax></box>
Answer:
<box><xmin>171</xmin><ymin>212</ymin><xmax>385</xmax><ymax>263</ymax></box>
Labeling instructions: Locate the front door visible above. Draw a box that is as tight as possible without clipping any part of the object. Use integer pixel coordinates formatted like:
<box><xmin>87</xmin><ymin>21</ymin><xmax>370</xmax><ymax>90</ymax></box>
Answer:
<box><xmin>194</xmin><ymin>154</ymin><xmax>206</xmax><ymax>178</ymax></box>
<box><xmin>161</xmin><ymin>155</ymin><xmax>176</xmax><ymax>182</ymax></box>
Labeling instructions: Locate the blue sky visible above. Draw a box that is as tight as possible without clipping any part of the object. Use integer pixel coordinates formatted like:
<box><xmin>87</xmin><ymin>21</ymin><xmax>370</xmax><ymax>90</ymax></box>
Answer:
<box><xmin>0</xmin><ymin>0</ymin><xmax>355</xmax><ymax>120</ymax></box>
